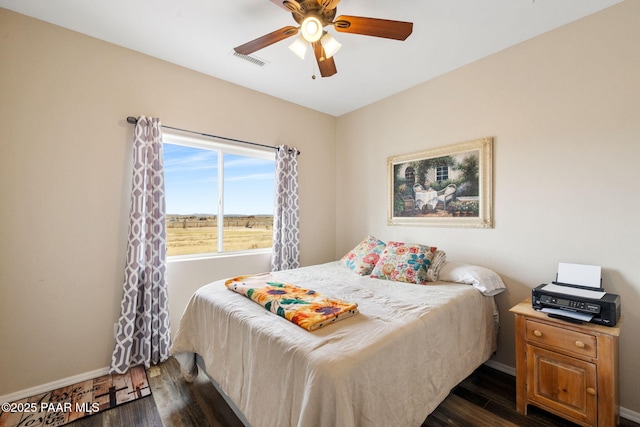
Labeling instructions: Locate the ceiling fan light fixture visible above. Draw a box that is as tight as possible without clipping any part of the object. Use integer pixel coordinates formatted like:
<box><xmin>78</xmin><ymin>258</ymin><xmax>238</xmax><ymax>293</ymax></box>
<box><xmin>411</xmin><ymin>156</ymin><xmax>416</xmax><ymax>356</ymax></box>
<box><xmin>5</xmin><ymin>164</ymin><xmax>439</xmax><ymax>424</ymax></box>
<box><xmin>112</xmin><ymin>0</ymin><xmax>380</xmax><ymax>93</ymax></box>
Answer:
<box><xmin>301</xmin><ymin>16</ymin><xmax>323</xmax><ymax>42</ymax></box>
<box><xmin>320</xmin><ymin>32</ymin><xmax>341</xmax><ymax>59</ymax></box>
<box><xmin>288</xmin><ymin>35</ymin><xmax>308</xmax><ymax>60</ymax></box>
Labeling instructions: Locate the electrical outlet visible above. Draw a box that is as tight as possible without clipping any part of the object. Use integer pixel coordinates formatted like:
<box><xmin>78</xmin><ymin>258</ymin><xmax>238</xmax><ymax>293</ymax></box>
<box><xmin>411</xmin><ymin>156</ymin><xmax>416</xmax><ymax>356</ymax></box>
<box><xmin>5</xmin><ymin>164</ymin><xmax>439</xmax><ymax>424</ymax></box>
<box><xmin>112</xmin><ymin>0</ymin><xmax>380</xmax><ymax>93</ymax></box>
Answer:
<box><xmin>113</xmin><ymin>323</ymin><xmax>118</xmax><ymax>338</ymax></box>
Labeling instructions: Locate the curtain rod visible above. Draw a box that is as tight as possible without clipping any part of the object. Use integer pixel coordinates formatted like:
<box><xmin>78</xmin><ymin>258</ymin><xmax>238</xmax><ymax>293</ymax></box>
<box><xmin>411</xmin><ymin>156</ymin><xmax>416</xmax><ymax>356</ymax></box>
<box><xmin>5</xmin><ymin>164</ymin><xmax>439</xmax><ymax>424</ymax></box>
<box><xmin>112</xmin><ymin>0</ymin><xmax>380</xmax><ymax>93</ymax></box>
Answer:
<box><xmin>126</xmin><ymin>116</ymin><xmax>300</xmax><ymax>155</ymax></box>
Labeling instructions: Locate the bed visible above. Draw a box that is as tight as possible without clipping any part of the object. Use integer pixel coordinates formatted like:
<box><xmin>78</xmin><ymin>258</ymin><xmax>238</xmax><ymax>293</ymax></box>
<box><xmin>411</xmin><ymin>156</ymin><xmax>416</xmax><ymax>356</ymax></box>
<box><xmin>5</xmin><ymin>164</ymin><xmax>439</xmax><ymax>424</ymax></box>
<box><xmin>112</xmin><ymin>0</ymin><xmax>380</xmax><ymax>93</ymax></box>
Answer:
<box><xmin>171</xmin><ymin>242</ymin><xmax>504</xmax><ymax>427</ymax></box>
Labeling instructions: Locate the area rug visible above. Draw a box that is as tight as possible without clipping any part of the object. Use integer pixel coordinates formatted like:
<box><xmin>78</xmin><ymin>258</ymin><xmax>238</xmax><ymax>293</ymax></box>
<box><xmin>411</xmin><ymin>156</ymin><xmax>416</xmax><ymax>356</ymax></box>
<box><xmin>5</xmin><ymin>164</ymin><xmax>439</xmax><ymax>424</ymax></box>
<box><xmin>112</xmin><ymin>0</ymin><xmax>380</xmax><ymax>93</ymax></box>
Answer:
<box><xmin>0</xmin><ymin>365</ymin><xmax>151</xmax><ymax>427</ymax></box>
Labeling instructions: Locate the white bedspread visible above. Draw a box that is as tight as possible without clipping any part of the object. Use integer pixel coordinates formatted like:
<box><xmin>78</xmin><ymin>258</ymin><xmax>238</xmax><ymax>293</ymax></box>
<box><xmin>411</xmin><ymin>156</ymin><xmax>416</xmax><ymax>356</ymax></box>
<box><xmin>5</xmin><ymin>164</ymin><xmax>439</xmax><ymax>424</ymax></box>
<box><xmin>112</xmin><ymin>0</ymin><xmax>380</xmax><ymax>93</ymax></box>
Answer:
<box><xmin>171</xmin><ymin>262</ymin><xmax>498</xmax><ymax>427</ymax></box>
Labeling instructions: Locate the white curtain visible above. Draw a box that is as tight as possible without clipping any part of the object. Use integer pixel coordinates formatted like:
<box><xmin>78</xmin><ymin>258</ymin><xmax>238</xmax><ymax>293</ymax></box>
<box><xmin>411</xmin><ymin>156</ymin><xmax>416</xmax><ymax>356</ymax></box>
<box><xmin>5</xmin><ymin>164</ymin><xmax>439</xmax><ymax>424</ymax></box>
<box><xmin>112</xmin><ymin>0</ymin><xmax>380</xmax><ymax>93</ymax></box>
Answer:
<box><xmin>110</xmin><ymin>116</ymin><xmax>171</xmax><ymax>374</ymax></box>
<box><xmin>271</xmin><ymin>145</ymin><xmax>300</xmax><ymax>271</ymax></box>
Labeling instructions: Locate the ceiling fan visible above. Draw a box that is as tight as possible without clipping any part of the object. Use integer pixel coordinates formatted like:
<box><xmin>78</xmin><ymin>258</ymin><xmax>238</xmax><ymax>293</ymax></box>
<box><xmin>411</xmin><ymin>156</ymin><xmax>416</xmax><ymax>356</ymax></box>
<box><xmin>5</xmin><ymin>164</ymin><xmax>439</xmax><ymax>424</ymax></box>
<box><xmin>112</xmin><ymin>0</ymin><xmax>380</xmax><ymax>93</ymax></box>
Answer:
<box><xmin>233</xmin><ymin>0</ymin><xmax>413</xmax><ymax>78</ymax></box>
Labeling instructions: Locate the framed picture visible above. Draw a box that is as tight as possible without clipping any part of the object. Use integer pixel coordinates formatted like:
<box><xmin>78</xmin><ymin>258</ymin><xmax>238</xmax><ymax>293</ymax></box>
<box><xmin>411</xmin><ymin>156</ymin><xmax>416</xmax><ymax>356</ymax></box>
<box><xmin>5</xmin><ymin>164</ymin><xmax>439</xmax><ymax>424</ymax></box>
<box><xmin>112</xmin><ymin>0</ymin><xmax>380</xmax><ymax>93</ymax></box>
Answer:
<box><xmin>388</xmin><ymin>137</ymin><xmax>493</xmax><ymax>228</ymax></box>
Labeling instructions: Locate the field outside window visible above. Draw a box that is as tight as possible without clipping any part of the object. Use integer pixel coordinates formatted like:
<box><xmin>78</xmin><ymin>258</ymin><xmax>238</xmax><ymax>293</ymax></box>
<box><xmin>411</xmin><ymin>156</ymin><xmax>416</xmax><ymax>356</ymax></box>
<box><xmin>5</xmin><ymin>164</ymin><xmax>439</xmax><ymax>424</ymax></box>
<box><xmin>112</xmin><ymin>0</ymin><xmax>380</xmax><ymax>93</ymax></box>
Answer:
<box><xmin>163</xmin><ymin>132</ymin><xmax>275</xmax><ymax>257</ymax></box>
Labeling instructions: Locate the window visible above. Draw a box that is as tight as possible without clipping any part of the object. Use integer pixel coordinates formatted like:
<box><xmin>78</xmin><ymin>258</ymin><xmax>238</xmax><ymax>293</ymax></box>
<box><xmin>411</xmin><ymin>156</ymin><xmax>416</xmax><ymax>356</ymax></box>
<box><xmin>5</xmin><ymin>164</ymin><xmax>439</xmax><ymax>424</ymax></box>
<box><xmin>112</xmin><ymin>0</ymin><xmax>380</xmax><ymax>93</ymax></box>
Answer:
<box><xmin>436</xmin><ymin>165</ymin><xmax>449</xmax><ymax>182</ymax></box>
<box><xmin>162</xmin><ymin>130</ymin><xmax>275</xmax><ymax>257</ymax></box>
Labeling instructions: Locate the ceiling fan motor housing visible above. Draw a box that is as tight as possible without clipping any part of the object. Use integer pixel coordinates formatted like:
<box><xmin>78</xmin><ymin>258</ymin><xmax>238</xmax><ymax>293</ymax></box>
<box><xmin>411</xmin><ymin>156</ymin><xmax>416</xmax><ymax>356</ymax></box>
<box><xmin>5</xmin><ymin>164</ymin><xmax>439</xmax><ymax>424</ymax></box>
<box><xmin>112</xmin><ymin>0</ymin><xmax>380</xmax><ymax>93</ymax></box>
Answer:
<box><xmin>291</xmin><ymin>0</ymin><xmax>337</xmax><ymax>27</ymax></box>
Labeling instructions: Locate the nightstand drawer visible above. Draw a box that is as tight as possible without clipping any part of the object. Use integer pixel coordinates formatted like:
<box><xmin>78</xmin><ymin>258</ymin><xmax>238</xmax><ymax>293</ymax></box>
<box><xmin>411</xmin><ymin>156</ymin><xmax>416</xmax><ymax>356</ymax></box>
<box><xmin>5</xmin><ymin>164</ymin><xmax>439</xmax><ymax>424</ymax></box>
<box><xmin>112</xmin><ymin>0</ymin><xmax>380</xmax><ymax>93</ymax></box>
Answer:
<box><xmin>526</xmin><ymin>320</ymin><xmax>597</xmax><ymax>358</ymax></box>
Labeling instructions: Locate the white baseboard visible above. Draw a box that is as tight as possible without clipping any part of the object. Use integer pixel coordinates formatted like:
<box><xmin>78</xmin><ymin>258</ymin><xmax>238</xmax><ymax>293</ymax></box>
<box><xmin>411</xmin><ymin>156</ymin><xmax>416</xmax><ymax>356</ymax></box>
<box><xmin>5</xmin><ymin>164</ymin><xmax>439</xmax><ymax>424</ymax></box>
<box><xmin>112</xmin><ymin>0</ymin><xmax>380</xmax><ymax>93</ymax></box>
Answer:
<box><xmin>482</xmin><ymin>360</ymin><xmax>640</xmax><ymax>423</ymax></box>
<box><xmin>484</xmin><ymin>359</ymin><xmax>515</xmax><ymax>376</ymax></box>
<box><xmin>620</xmin><ymin>407</ymin><xmax>640</xmax><ymax>424</ymax></box>
<box><xmin>0</xmin><ymin>366</ymin><xmax>110</xmax><ymax>404</ymax></box>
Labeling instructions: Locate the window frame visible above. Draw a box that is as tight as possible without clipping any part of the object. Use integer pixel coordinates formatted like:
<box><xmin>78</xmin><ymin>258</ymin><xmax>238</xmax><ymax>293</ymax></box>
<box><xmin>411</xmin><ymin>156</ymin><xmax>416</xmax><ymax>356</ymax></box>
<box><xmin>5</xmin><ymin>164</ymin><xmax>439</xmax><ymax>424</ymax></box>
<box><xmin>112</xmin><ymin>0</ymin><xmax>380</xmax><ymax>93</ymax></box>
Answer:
<box><xmin>162</xmin><ymin>129</ymin><xmax>276</xmax><ymax>260</ymax></box>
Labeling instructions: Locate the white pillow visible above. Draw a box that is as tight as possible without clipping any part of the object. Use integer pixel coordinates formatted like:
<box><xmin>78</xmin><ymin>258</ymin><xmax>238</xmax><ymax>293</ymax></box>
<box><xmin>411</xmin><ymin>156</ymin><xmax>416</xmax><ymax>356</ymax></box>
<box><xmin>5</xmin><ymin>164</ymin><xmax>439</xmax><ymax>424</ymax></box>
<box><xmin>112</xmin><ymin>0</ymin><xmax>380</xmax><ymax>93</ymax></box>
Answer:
<box><xmin>438</xmin><ymin>262</ymin><xmax>506</xmax><ymax>296</ymax></box>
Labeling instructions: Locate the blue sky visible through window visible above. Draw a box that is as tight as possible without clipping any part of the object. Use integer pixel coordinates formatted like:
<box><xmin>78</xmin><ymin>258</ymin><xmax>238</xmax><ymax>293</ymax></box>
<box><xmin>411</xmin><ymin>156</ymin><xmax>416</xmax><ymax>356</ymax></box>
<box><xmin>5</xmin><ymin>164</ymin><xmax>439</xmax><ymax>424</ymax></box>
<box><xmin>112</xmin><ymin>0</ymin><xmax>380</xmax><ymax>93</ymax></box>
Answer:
<box><xmin>163</xmin><ymin>144</ymin><xmax>275</xmax><ymax>216</ymax></box>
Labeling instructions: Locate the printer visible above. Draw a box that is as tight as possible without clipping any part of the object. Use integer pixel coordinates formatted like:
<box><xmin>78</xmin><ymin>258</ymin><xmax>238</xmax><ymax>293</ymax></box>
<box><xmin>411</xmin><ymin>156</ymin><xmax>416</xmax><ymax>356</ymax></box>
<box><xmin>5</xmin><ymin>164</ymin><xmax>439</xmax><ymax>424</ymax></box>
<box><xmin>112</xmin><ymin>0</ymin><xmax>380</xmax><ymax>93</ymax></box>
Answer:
<box><xmin>532</xmin><ymin>263</ymin><xmax>621</xmax><ymax>327</ymax></box>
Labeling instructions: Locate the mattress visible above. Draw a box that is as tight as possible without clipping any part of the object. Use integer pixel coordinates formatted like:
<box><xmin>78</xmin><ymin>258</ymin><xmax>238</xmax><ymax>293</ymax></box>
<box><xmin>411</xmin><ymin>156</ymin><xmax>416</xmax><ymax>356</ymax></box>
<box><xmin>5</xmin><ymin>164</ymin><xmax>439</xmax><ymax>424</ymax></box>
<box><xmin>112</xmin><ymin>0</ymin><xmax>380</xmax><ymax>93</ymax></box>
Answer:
<box><xmin>171</xmin><ymin>261</ymin><xmax>498</xmax><ymax>427</ymax></box>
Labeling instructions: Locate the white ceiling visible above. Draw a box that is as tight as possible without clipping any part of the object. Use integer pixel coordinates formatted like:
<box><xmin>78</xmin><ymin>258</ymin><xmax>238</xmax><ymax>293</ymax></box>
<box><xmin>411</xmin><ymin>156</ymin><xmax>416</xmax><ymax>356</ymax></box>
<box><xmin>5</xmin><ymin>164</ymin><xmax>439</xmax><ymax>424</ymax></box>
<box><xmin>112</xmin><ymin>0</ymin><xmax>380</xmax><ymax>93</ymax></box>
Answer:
<box><xmin>0</xmin><ymin>0</ymin><xmax>623</xmax><ymax>116</ymax></box>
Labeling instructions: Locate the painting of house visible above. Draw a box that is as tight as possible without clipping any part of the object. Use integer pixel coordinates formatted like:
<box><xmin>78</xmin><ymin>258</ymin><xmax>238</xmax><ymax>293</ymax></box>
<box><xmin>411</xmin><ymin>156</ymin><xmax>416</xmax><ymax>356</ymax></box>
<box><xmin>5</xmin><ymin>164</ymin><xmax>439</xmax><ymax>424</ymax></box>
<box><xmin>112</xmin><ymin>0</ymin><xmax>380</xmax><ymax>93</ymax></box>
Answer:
<box><xmin>393</xmin><ymin>150</ymin><xmax>480</xmax><ymax>217</ymax></box>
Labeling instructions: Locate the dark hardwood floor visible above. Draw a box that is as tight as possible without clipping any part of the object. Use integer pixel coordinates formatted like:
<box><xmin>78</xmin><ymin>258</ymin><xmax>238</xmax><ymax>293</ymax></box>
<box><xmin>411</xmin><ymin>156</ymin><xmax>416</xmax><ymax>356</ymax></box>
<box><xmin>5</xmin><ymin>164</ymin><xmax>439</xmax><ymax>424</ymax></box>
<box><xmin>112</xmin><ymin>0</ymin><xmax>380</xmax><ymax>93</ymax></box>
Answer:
<box><xmin>72</xmin><ymin>357</ymin><xmax>639</xmax><ymax>427</ymax></box>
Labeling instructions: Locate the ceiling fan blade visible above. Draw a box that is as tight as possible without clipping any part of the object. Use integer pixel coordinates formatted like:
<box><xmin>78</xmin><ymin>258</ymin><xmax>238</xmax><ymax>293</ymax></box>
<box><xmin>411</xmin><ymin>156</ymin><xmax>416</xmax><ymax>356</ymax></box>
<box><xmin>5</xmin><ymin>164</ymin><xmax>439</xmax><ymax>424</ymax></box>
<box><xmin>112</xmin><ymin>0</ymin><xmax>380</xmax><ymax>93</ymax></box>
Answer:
<box><xmin>234</xmin><ymin>26</ymin><xmax>298</xmax><ymax>55</ymax></box>
<box><xmin>333</xmin><ymin>15</ymin><xmax>413</xmax><ymax>40</ymax></box>
<box><xmin>312</xmin><ymin>41</ymin><xmax>337</xmax><ymax>77</ymax></box>
<box><xmin>269</xmin><ymin>0</ymin><xmax>291</xmax><ymax>11</ymax></box>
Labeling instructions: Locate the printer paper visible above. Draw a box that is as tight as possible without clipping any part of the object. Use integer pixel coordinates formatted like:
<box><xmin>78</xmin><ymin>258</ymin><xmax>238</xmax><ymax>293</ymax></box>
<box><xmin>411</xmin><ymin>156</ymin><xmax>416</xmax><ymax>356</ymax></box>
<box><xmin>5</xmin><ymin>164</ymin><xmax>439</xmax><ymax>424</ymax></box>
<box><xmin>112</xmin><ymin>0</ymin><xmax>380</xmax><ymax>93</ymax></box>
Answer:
<box><xmin>557</xmin><ymin>262</ymin><xmax>601</xmax><ymax>289</ymax></box>
<box><xmin>541</xmin><ymin>307</ymin><xmax>594</xmax><ymax>322</ymax></box>
<box><xmin>541</xmin><ymin>283</ymin><xmax>606</xmax><ymax>300</ymax></box>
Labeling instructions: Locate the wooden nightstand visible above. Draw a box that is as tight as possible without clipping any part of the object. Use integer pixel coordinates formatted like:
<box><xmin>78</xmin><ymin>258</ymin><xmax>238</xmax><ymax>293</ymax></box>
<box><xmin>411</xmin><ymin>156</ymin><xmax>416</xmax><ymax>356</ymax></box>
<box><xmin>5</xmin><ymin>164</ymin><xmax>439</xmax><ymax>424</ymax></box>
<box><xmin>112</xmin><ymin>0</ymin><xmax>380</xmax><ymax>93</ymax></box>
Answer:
<box><xmin>510</xmin><ymin>299</ymin><xmax>622</xmax><ymax>427</ymax></box>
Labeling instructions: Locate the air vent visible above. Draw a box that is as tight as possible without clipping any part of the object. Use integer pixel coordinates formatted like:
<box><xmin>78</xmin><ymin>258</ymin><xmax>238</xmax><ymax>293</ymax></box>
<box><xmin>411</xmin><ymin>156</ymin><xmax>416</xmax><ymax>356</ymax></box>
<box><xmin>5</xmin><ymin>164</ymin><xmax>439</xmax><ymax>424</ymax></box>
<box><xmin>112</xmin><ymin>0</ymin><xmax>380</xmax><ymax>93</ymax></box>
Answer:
<box><xmin>230</xmin><ymin>51</ymin><xmax>270</xmax><ymax>68</ymax></box>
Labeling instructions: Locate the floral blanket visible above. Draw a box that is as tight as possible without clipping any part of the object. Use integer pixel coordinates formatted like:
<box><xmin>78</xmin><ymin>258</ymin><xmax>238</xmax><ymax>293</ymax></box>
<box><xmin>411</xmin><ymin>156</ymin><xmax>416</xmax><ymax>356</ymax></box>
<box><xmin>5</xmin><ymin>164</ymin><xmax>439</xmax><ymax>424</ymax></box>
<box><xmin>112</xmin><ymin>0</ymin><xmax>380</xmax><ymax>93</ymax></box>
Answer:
<box><xmin>225</xmin><ymin>273</ymin><xmax>359</xmax><ymax>331</ymax></box>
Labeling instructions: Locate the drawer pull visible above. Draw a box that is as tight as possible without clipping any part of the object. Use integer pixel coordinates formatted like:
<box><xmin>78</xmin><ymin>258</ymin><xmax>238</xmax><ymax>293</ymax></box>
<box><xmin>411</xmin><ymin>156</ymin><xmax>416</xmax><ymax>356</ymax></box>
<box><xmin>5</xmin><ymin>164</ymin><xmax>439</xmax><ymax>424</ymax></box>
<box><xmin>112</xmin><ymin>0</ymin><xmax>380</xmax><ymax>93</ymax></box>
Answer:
<box><xmin>587</xmin><ymin>387</ymin><xmax>597</xmax><ymax>396</ymax></box>
<box><xmin>575</xmin><ymin>340</ymin><xmax>586</xmax><ymax>349</ymax></box>
<box><xmin>533</xmin><ymin>330</ymin><xmax>543</xmax><ymax>337</ymax></box>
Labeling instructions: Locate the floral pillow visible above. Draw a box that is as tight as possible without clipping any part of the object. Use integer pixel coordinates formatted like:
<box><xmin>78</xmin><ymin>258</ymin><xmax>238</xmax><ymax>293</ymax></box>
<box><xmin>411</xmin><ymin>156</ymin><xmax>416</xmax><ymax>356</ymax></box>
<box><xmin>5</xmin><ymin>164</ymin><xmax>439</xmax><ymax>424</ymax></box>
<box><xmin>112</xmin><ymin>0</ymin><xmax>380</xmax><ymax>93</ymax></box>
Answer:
<box><xmin>370</xmin><ymin>241</ymin><xmax>437</xmax><ymax>284</ymax></box>
<box><xmin>339</xmin><ymin>235</ymin><xmax>387</xmax><ymax>275</ymax></box>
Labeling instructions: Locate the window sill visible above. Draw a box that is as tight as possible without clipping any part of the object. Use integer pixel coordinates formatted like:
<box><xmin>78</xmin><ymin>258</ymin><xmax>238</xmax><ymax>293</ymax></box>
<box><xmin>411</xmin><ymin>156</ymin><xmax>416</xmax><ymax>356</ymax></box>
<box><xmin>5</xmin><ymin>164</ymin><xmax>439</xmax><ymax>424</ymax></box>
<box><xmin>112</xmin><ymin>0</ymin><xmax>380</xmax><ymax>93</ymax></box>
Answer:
<box><xmin>167</xmin><ymin>248</ymin><xmax>272</xmax><ymax>263</ymax></box>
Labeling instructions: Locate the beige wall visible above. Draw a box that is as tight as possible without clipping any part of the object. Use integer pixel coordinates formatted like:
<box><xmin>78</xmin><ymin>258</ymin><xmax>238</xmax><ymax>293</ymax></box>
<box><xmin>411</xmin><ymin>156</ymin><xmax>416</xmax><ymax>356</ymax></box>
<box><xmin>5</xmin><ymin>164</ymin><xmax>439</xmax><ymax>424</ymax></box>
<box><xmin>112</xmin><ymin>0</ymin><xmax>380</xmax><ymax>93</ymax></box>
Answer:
<box><xmin>0</xmin><ymin>8</ymin><xmax>336</xmax><ymax>396</ymax></box>
<box><xmin>336</xmin><ymin>0</ymin><xmax>640</xmax><ymax>414</ymax></box>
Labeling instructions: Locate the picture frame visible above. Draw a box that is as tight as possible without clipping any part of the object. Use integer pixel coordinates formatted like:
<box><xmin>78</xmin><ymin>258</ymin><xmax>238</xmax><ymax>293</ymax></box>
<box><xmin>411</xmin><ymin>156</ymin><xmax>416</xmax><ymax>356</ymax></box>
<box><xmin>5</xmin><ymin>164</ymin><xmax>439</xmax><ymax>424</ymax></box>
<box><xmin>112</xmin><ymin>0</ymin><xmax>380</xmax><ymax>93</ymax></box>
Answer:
<box><xmin>388</xmin><ymin>137</ymin><xmax>493</xmax><ymax>228</ymax></box>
